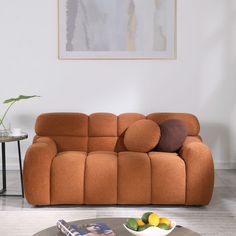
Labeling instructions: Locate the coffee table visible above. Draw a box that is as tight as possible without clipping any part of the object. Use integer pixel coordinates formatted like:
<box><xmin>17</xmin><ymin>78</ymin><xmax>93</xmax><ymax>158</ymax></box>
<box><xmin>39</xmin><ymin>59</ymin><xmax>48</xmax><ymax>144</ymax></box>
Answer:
<box><xmin>33</xmin><ymin>218</ymin><xmax>201</xmax><ymax>236</ymax></box>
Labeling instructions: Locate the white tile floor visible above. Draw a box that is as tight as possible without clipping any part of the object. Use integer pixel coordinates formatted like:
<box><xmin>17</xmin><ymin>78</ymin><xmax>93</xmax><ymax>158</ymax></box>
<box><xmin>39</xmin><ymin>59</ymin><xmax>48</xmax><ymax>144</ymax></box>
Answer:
<box><xmin>0</xmin><ymin>170</ymin><xmax>236</xmax><ymax>235</ymax></box>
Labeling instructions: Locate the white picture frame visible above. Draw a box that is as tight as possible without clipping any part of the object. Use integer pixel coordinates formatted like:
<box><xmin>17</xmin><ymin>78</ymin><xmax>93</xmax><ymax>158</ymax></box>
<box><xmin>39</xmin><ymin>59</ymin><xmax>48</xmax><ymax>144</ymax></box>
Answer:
<box><xmin>58</xmin><ymin>0</ymin><xmax>176</xmax><ymax>60</ymax></box>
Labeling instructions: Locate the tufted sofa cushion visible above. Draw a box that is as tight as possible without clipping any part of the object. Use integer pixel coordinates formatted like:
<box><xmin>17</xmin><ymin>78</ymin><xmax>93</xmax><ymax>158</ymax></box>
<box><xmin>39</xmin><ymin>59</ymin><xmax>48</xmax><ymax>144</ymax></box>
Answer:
<box><xmin>35</xmin><ymin>112</ymin><xmax>200</xmax><ymax>152</ymax></box>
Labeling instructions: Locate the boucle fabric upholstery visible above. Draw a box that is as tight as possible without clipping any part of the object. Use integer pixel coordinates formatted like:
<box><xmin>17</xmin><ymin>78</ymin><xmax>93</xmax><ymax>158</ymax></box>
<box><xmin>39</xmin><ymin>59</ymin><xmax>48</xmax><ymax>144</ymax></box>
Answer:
<box><xmin>24</xmin><ymin>112</ymin><xmax>214</xmax><ymax>206</ymax></box>
<box><xmin>155</xmin><ymin>119</ymin><xmax>187</xmax><ymax>152</ymax></box>
<box><xmin>124</xmin><ymin>119</ymin><xmax>161</xmax><ymax>152</ymax></box>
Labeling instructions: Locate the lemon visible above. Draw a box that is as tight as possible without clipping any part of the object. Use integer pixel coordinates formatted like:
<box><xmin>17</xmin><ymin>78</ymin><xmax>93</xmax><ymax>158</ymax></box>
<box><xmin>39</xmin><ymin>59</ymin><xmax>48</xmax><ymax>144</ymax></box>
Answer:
<box><xmin>136</xmin><ymin>219</ymin><xmax>145</xmax><ymax>226</ymax></box>
<box><xmin>159</xmin><ymin>217</ymin><xmax>171</xmax><ymax>227</ymax></box>
<box><xmin>148</xmin><ymin>213</ymin><xmax>160</xmax><ymax>226</ymax></box>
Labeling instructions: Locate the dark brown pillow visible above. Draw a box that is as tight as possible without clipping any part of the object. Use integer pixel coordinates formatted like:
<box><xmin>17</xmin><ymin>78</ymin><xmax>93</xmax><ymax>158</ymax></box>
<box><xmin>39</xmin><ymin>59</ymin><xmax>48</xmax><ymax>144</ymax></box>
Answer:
<box><xmin>155</xmin><ymin>119</ymin><xmax>187</xmax><ymax>152</ymax></box>
<box><xmin>124</xmin><ymin>119</ymin><xmax>161</xmax><ymax>152</ymax></box>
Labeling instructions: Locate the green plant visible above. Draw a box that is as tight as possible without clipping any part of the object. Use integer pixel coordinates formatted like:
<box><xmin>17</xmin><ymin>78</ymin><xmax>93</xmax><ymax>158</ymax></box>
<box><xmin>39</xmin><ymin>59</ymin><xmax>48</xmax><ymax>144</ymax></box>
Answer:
<box><xmin>0</xmin><ymin>95</ymin><xmax>40</xmax><ymax>129</ymax></box>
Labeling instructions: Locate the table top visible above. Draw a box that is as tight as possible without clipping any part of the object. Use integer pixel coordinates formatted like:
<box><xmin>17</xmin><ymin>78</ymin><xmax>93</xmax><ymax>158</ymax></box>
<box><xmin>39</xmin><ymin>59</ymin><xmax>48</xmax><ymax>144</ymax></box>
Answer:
<box><xmin>33</xmin><ymin>217</ymin><xmax>201</xmax><ymax>236</ymax></box>
<box><xmin>0</xmin><ymin>132</ymin><xmax>28</xmax><ymax>143</ymax></box>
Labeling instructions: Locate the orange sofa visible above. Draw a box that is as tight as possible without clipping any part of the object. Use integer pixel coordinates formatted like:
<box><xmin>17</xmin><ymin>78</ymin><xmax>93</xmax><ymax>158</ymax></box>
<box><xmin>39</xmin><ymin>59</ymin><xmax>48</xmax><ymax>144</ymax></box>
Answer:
<box><xmin>23</xmin><ymin>112</ymin><xmax>214</xmax><ymax>206</ymax></box>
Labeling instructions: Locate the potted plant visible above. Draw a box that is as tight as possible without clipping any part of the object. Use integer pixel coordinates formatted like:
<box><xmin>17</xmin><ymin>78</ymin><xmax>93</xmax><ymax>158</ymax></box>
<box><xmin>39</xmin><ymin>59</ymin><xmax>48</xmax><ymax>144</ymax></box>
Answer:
<box><xmin>0</xmin><ymin>95</ymin><xmax>39</xmax><ymax>136</ymax></box>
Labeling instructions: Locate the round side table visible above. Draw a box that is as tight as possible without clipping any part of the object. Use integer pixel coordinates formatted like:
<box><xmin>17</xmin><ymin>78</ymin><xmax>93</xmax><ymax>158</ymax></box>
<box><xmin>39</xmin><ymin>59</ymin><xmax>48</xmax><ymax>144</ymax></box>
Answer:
<box><xmin>0</xmin><ymin>132</ymin><xmax>28</xmax><ymax>197</ymax></box>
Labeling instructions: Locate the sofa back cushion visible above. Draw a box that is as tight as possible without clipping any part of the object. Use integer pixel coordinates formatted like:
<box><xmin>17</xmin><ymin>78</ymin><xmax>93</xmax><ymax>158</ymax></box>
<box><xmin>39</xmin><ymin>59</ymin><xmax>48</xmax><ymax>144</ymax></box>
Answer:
<box><xmin>88</xmin><ymin>113</ymin><xmax>118</xmax><ymax>152</ymax></box>
<box><xmin>35</xmin><ymin>113</ymin><xmax>88</xmax><ymax>152</ymax></box>
<box><xmin>89</xmin><ymin>113</ymin><xmax>117</xmax><ymax>136</ymax></box>
<box><xmin>35</xmin><ymin>112</ymin><xmax>200</xmax><ymax>152</ymax></box>
<box><xmin>147</xmin><ymin>113</ymin><xmax>200</xmax><ymax>136</ymax></box>
<box><xmin>36</xmin><ymin>113</ymin><xmax>88</xmax><ymax>136</ymax></box>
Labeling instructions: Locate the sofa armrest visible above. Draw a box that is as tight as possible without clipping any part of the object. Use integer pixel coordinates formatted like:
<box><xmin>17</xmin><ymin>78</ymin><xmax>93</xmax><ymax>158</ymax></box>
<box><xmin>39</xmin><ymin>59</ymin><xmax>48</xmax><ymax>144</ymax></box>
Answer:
<box><xmin>23</xmin><ymin>137</ymin><xmax>57</xmax><ymax>205</ymax></box>
<box><xmin>179</xmin><ymin>140</ymin><xmax>214</xmax><ymax>205</ymax></box>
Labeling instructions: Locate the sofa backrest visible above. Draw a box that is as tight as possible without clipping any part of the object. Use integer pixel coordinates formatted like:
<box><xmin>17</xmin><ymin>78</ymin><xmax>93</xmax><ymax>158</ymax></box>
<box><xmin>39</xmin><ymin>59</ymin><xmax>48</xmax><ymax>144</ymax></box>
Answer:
<box><xmin>35</xmin><ymin>112</ymin><xmax>200</xmax><ymax>152</ymax></box>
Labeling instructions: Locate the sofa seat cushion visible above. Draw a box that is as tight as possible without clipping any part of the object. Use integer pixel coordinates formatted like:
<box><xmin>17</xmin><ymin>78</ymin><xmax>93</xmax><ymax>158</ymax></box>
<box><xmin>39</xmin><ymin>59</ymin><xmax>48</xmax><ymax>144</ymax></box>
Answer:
<box><xmin>124</xmin><ymin>119</ymin><xmax>161</xmax><ymax>152</ymax></box>
<box><xmin>51</xmin><ymin>151</ymin><xmax>87</xmax><ymax>204</ymax></box>
<box><xmin>149</xmin><ymin>152</ymin><xmax>186</xmax><ymax>204</ymax></box>
<box><xmin>85</xmin><ymin>151</ymin><xmax>118</xmax><ymax>204</ymax></box>
<box><xmin>118</xmin><ymin>152</ymin><xmax>151</xmax><ymax>204</ymax></box>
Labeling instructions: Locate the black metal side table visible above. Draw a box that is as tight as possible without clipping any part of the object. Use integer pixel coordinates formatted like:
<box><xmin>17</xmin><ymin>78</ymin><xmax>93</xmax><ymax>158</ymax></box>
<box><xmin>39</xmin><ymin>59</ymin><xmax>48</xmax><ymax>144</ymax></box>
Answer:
<box><xmin>0</xmin><ymin>132</ymin><xmax>28</xmax><ymax>197</ymax></box>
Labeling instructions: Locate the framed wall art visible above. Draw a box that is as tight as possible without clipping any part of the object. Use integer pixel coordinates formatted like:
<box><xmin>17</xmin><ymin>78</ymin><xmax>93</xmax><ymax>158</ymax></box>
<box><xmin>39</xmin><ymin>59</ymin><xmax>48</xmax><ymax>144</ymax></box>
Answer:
<box><xmin>58</xmin><ymin>0</ymin><xmax>176</xmax><ymax>59</ymax></box>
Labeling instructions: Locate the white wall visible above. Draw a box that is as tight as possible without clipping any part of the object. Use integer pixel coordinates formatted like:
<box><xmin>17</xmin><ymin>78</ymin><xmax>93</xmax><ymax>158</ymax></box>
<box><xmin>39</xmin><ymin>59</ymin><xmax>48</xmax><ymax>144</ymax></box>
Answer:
<box><xmin>0</xmin><ymin>0</ymin><xmax>236</xmax><ymax>169</ymax></box>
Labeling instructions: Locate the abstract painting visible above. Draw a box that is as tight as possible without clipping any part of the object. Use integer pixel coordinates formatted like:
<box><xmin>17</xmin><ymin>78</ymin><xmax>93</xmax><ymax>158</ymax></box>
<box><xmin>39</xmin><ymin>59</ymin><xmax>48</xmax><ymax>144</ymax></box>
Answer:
<box><xmin>58</xmin><ymin>0</ymin><xmax>176</xmax><ymax>59</ymax></box>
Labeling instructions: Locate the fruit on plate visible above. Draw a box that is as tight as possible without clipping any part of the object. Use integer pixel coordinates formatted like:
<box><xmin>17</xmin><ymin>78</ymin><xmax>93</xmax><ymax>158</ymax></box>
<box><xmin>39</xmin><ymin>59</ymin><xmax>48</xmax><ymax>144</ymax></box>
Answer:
<box><xmin>125</xmin><ymin>212</ymin><xmax>172</xmax><ymax>231</ymax></box>
<box><xmin>141</xmin><ymin>212</ymin><xmax>153</xmax><ymax>224</ymax></box>
<box><xmin>137</xmin><ymin>224</ymin><xmax>150</xmax><ymax>231</ymax></box>
<box><xmin>136</xmin><ymin>219</ymin><xmax>145</xmax><ymax>226</ymax></box>
<box><xmin>159</xmin><ymin>217</ymin><xmax>171</xmax><ymax>227</ymax></box>
<box><xmin>158</xmin><ymin>223</ymin><xmax>170</xmax><ymax>230</ymax></box>
<box><xmin>148</xmin><ymin>213</ymin><xmax>160</xmax><ymax>226</ymax></box>
<box><xmin>126</xmin><ymin>218</ymin><xmax>138</xmax><ymax>231</ymax></box>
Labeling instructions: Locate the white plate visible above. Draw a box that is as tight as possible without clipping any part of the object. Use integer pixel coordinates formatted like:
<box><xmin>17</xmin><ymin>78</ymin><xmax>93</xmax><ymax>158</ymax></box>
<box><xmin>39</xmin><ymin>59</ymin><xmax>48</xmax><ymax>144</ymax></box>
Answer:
<box><xmin>123</xmin><ymin>221</ymin><xmax>176</xmax><ymax>236</ymax></box>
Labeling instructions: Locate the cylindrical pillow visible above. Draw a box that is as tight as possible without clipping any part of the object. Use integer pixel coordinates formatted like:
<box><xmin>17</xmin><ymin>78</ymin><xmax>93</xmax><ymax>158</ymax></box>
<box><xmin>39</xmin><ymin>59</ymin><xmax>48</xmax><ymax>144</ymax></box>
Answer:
<box><xmin>155</xmin><ymin>119</ymin><xmax>187</xmax><ymax>152</ymax></box>
<box><xmin>124</xmin><ymin>119</ymin><xmax>161</xmax><ymax>152</ymax></box>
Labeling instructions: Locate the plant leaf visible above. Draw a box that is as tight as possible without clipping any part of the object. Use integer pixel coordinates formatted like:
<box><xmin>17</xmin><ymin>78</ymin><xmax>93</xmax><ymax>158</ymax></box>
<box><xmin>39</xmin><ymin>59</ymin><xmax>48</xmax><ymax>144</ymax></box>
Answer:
<box><xmin>3</xmin><ymin>98</ymin><xmax>17</xmax><ymax>103</ymax></box>
<box><xmin>3</xmin><ymin>95</ymin><xmax>40</xmax><ymax>104</ymax></box>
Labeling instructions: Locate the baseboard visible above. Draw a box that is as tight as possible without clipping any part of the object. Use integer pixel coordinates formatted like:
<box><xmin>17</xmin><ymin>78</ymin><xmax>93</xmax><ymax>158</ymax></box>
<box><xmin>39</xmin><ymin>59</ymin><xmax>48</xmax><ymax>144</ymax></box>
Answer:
<box><xmin>1</xmin><ymin>162</ymin><xmax>236</xmax><ymax>170</ymax></box>
<box><xmin>0</xmin><ymin>164</ymin><xmax>20</xmax><ymax>170</ymax></box>
<box><xmin>214</xmin><ymin>162</ymin><xmax>236</xmax><ymax>169</ymax></box>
